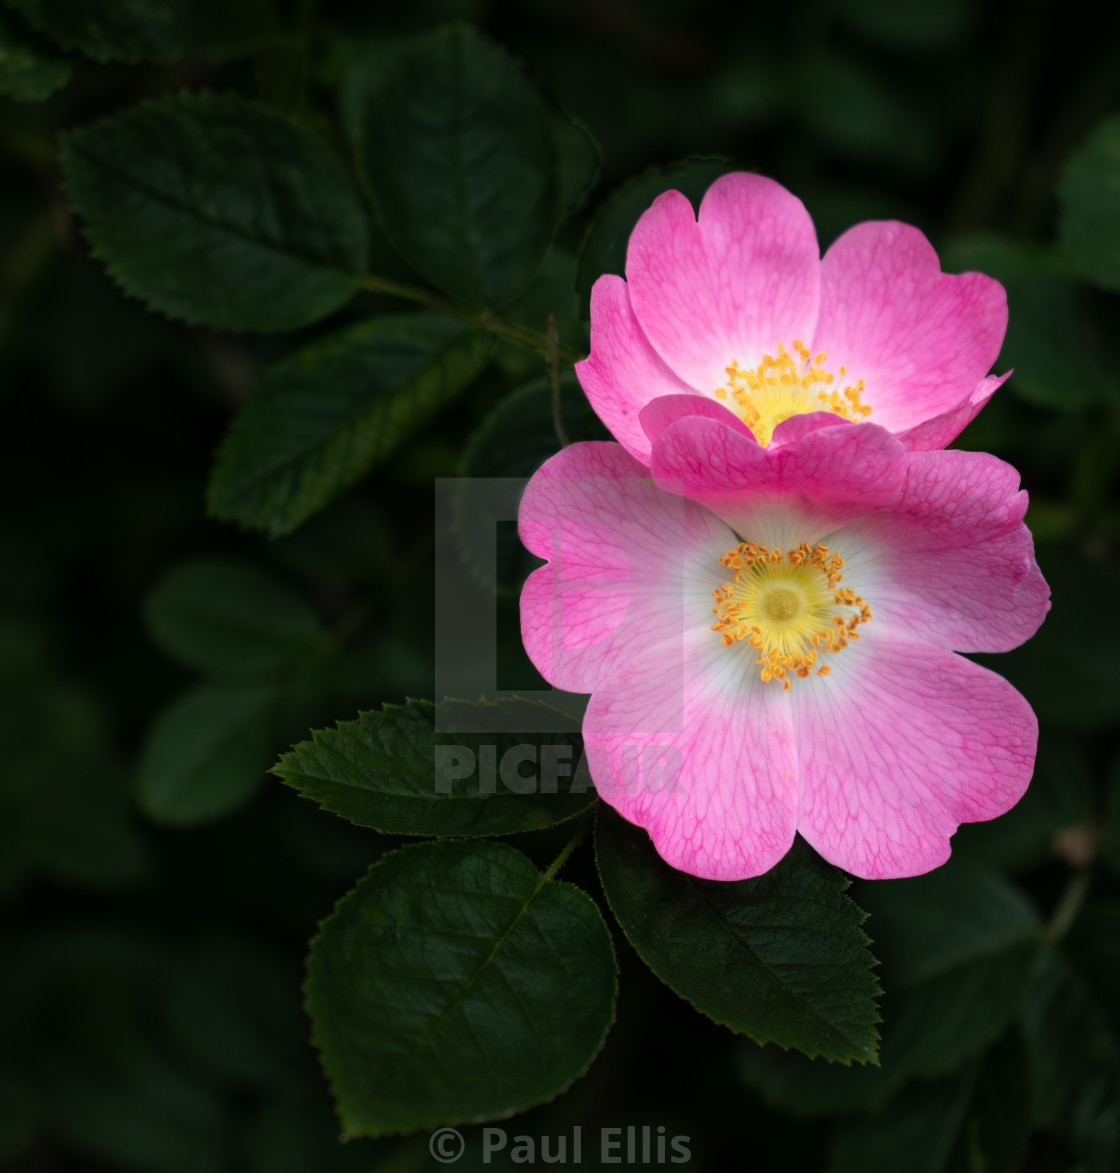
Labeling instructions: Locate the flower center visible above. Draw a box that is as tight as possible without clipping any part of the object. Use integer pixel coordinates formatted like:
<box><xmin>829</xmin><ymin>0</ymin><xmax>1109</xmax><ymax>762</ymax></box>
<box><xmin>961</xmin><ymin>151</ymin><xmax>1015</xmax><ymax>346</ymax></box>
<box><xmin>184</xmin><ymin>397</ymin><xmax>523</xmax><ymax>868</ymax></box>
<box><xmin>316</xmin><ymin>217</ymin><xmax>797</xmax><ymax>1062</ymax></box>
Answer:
<box><xmin>711</xmin><ymin>540</ymin><xmax>872</xmax><ymax>690</ymax></box>
<box><xmin>713</xmin><ymin>341</ymin><xmax>872</xmax><ymax>447</ymax></box>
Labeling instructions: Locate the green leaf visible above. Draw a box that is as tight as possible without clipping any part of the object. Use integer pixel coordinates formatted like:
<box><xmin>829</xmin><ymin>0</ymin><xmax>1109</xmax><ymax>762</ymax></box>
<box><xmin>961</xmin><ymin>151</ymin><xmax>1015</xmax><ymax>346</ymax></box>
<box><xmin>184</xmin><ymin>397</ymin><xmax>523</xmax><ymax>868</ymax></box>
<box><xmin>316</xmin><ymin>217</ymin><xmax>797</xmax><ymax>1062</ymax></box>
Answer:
<box><xmin>208</xmin><ymin>313</ymin><xmax>490</xmax><ymax>537</ymax></box>
<box><xmin>552</xmin><ymin>109</ymin><xmax>601</xmax><ymax>218</ymax></box>
<box><xmin>0</xmin><ymin>9</ymin><xmax>70</xmax><ymax>101</ymax></box>
<box><xmin>576</xmin><ymin>157</ymin><xmax>731</xmax><ymax>317</ymax></box>
<box><xmin>5</xmin><ymin>0</ymin><xmax>265</xmax><ymax>63</ymax></box>
<box><xmin>596</xmin><ymin>811</ymin><xmax>881</xmax><ymax>1064</ymax></box>
<box><xmin>1021</xmin><ymin>951</ymin><xmax>1120</xmax><ymax>1167</ymax></box>
<box><xmin>0</xmin><ymin>679</ymin><xmax>148</xmax><ymax>893</ymax></box>
<box><xmin>358</xmin><ymin>25</ymin><xmax>561</xmax><ymax>309</ymax></box>
<box><xmin>275</xmin><ymin>697</ymin><xmax>596</xmax><ymax>836</ymax></box>
<box><xmin>834</xmin><ymin>0</ymin><xmax>973</xmax><ymax>51</ymax></box>
<box><xmin>828</xmin><ymin>1034</ymin><xmax>1031</xmax><ymax>1173</ymax></box>
<box><xmin>61</xmin><ymin>94</ymin><xmax>368</xmax><ymax>331</ymax></box>
<box><xmin>739</xmin><ymin>866</ymin><xmax>1041</xmax><ymax>1117</ymax></box>
<box><xmin>1059</xmin><ymin>115</ymin><xmax>1120</xmax><ymax>293</ymax></box>
<box><xmin>143</xmin><ymin>557</ymin><xmax>322</xmax><ymax>681</ymax></box>
<box><xmin>305</xmin><ymin>838</ymin><xmax>617</xmax><ymax>1136</ymax></box>
<box><xmin>942</xmin><ymin>235</ymin><xmax>1118</xmax><ymax>409</ymax></box>
<box><xmin>136</xmin><ymin>684</ymin><xmax>276</xmax><ymax>826</ymax></box>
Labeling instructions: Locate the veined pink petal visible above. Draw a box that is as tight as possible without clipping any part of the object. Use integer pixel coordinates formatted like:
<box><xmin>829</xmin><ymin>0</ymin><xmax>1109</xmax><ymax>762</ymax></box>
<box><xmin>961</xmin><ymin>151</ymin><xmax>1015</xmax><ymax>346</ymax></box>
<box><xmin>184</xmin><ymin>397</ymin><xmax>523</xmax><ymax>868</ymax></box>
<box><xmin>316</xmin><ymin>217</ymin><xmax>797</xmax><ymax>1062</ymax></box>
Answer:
<box><xmin>576</xmin><ymin>275</ymin><xmax>699</xmax><ymax>465</ymax></box>
<box><xmin>833</xmin><ymin>447</ymin><xmax>1049</xmax><ymax>652</ymax></box>
<box><xmin>638</xmin><ymin>392</ymin><xmax>756</xmax><ymax>450</ymax></box>
<box><xmin>626</xmin><ymin>174</ymin><xmax>820</xmax><ymax>394</ymax></box>
<box><xmin>895</xmin><ymin>373</ymin><xmax>1009</xmax><ymax>452</ymax></box>
<box><xmin>519</xmin><ymin>441</ymin><xmax>733</xmax><ymax>695</ymax></box>
<box><xmin>584</xmin><ymin>627</ymin><xmax>798</xmax><ymax>880</ymax></box>
<box><xmin>794</xmin><ymin>628</ymin><xmax>1038</xmax><ymax>880</ymax></box>
<box><xmin>813</xmin><ymin>221</ymin><xmax>1008</xmax><ymax>437</ymax></box>
<box><xmin>649</xmin><ymin>415</ymin><xmax>903</xmax><ymax>539</ymax></box>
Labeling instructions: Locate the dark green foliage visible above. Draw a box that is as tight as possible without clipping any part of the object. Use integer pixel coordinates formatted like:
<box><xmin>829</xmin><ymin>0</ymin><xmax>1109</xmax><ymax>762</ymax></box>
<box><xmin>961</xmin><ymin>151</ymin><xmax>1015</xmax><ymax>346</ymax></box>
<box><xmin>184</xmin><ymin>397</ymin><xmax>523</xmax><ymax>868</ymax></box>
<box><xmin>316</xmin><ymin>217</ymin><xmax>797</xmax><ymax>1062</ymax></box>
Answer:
<box><xmin>305</xmin><ymin>839</ymin><xmax>617</xmax><ymax>1136</ymax></box>
<box><xmin>1060</xmin><ymin>116</ymin><xmax>1120</xmax><ymax>293</ymax></box>
<box><xmin>4</xmin><ymin>4</ymin><xmax>1118</xmax><ymax>1169</ymax></box>
<box><xmin>0</xmin><ymin>8</ymin><xmax>70</xmax><ymax>100</ymax></box>
<box><xmin>276</xmin><ymin>697</ymin><xmax>597</xmax><ymax>835</ymax></box>
<box><xmin>358</xmin><ymin>25</ymin><xmax>561</xmax><ymax>309</ymax></box>
<box><xmin>137</xmin><ymin>684</ymin><xmax>276</xmax><ymax>825</ymax></box>
<box><xmin>61</xmin><ymin>94</ymin><xmax>368</xmax><ymax>330</ymax></box>
<box><xmin>143</xmin><ymin>557</ymin><xmax>323</xmax><ymax>681</ymax></box>
<box><xmin>208</xmin><ymin>314</ymin><xmax>491</xmax><ymax>535</ymax></box>
<box><xmin>597</xmin><ymin>811</ymin><xmax>881</xmax><ymax>1064</ymax></box>
<box><xmin>5</xmin><ymin>0</ymin><xmax>266</xmax><ymax>63</ymax></box>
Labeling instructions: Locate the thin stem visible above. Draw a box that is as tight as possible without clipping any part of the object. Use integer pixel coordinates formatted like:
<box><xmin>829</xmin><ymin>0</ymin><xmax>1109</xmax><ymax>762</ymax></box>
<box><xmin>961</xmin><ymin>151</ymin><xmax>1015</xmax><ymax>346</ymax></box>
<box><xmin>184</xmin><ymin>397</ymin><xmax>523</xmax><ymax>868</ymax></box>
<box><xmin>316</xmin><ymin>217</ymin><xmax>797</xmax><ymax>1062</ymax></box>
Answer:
<box><xmin>1045</xmin><ymin>868</ymin><xmax>1092</xmax><ymax>946</ymax></box>
<box><xmin>542</xmin><ymin>819</ymin><xmax>592</xmax><ymax>881</ymax></box>
<box><xmin>547</xmin><ymin>312</ymin><xmax>570</xmax><ymax>446</ymax></box>
<box><xmin>354</xmin><ymin>274</ymin><xmax>585</xmax><ymax>365</ymax></box>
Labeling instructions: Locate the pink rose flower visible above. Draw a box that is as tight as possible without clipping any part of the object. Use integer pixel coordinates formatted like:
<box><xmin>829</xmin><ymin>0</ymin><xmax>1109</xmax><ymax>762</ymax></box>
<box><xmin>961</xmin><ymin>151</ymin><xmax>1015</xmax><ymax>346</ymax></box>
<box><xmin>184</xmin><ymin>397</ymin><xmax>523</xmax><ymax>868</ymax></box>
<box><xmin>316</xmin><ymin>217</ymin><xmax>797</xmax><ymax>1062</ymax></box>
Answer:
<box><xmin>577</xmin><ymin>172</ymin><xmax>1008</xmax><ymax>463</ymax></box>
<box><xmin>519</xmin><ymin>418</ymin><xmax>1049</xmax><ymax>881</ymax></box>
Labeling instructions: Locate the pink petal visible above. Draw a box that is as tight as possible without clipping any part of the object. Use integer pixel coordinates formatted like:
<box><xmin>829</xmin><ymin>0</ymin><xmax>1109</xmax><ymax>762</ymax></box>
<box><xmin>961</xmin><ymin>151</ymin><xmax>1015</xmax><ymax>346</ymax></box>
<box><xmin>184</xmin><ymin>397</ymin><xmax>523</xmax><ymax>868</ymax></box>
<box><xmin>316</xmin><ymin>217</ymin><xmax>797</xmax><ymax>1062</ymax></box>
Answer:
<box><xmin>584</xmin><ymin>627</ymin><xmax>798</xmax><ymax>880</ymax></box>
<box><xmin>638</xmin><ymin>393</ymin><xmax>756</xmax><ymax>450</ymax></box>
<box><xmin>649</xmin><ymin>415</ymin><xmax>904</xmax><ymax>539</ymax></box>
<box><xmin>519</xmin><ymin>441</ymin><xmax>734</xmax><ymax>695</ymax></box>
<box><xmin>576</xmin><ymin>275</ymin><xmax>700</xmax><ymax>464</ymax></box>
<box><xmin>813</xmin><ymin>222</ymin><xmax>1007</xmax><ymax>435</ymax></box>
<box><xmin>895</xmin><ymin>373</ymin><xmax>1008</xmax><ymax>452</ymax></box>
<box><xmin>836</xmin><ymin>448</ymin><xmax>1050</xmax><ymax>652</ymax></box>
<box><xmin>626</xmin><ymin>174</ymin><xmax>820</xmax><ymax>393</ymax></box>
<box><xmin>794</xmin><ymin>628</ymin><xmax>1038</xmax><ymax>879</ymax></box>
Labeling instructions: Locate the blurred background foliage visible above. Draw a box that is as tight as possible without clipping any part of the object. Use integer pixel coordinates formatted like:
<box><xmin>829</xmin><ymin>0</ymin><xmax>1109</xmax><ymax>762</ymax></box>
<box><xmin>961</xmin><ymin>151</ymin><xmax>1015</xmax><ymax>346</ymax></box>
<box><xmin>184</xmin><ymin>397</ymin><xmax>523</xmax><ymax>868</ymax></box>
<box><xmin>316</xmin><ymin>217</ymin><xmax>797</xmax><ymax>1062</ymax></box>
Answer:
<box><xmin>1</xmin><ymin>0</ymin><xmax>1119</xmax><ymax>1170</ymax></box>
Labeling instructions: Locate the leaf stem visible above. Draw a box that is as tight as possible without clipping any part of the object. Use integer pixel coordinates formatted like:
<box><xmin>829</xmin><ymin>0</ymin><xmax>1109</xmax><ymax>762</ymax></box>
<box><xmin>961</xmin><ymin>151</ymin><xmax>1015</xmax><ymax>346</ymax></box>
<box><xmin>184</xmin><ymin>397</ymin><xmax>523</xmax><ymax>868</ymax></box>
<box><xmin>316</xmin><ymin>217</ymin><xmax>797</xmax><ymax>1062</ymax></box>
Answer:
<box><xmin>355</xmin><ymin>274</ymin><xmax>584</xmax><ymax>364</ymax></box>
<box><xmin>1045</xmin><ymin>867</ymin><xmax>1092</xmax><ymax>946</ymax></box>
<box><xmin>542</xmin><ymin>819</ymin><xmax>592</xmax><ymax>881</ymax></box>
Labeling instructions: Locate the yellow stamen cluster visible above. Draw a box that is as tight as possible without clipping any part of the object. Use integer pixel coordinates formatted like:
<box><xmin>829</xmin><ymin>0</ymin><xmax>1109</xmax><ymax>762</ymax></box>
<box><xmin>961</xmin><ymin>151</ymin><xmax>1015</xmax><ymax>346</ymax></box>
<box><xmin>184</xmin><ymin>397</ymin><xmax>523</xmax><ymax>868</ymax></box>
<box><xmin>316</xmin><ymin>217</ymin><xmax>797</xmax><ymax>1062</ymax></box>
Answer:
<box><xmin>711</xmin><ymin>540</ymin><xmax>872</xmax><ymax>690</ymax></box>
<box><xmin>713</xmin><ymin>341</ymin><xmax>872</xmax><ymax>447</ymax></box>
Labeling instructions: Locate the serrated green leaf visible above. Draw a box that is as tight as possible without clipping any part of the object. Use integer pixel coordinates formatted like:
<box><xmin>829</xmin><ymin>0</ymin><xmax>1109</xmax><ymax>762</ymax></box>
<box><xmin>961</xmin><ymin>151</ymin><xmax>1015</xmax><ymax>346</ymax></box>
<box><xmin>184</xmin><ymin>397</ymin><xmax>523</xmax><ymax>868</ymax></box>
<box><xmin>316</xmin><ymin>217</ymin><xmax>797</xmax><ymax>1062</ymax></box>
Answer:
<box><xmin>596</xmin><ymin>810</ymin><xmax>880</xmax><ymax>1064</ymax></box>
<box><xmin>576</xmin><ymin>157</ymin><xmax>731</xmax><ymax>317</ymax></box>
<box><xmin>739</xmin><ymin>866</ymin><xmax>1041</xmax><ymax>1117</ymax></box>
<box><xmin>942</xmin><ymin>235</ymin><xmax>1118</xmax><ymax>409</ymax></box>
<box><xmin>276</xmin><ymin>697</ymin><xmax>596</xmax><ymax>836</ymax></box>
<box><xmin>358</xmin><ymin>25</ymin><xmax>561</xmax><ymax>309</ymax></box>
<box><xmin>305</xmin><ymin>839</ymin><xmax>617</xmax><ymax>1137</ymax></box>
<box><xmin>1059</xmin><ymin>115</ymin><xmax>1120</xmax><ymax>293</ymax></box>
<box><xmin>5</xmin><ymin>0</ymin><xmax>265</xmax><ymax>63</ymax></box>
<box><xmin>143</xmin><ymin>557</ymin><xmax>323</xmax><ymax>681</ymax></box>
<box><xmin>828</xmin><ymin>1033</ymin><xmax>1030</xmax><ymax>1173</ymax></box>
<box><xmin>61</xmin><ymin>94</ymin><xmax>368</xmax><ymax>331</ymax></box>
<box><xmin>136</xmin><ymin>684</ymin><xmax>276</xmax><ymax>826</ymax></box>
<box><xmin>208</xmin><ymin>314</ymin><xmax>490</xmax><ymax>537</ymax></box>
<box><xmin>0</xmin><ymin>9</ymin><xmax>70</xmax><ymax>101</ymax></box>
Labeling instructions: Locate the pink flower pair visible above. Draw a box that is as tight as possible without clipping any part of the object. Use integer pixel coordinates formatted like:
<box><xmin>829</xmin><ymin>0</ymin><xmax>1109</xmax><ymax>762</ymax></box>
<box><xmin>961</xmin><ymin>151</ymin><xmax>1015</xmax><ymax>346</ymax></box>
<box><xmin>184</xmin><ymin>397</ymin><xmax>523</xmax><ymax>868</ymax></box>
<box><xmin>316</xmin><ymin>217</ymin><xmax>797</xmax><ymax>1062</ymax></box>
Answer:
<box><xmin>519</xmin><ymin>173</ymin><xmax>1050</xmax><ymax>881</ymax></box>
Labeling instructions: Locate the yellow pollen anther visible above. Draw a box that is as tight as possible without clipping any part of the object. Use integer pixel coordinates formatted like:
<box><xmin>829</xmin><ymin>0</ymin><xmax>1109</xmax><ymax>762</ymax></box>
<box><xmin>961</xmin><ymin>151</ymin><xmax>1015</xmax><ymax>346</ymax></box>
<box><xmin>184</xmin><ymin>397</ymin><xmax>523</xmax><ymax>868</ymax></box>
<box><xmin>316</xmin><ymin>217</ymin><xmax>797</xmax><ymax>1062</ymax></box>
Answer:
<box><xmin>710</xmin><ymin>540</ymin><xmax>872</xmax><ymax>689</ymax></box>
<box><xmin>711</xmin><ymin>342</ymin><xmax>872</xmax><ymax>446</ymax></box>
